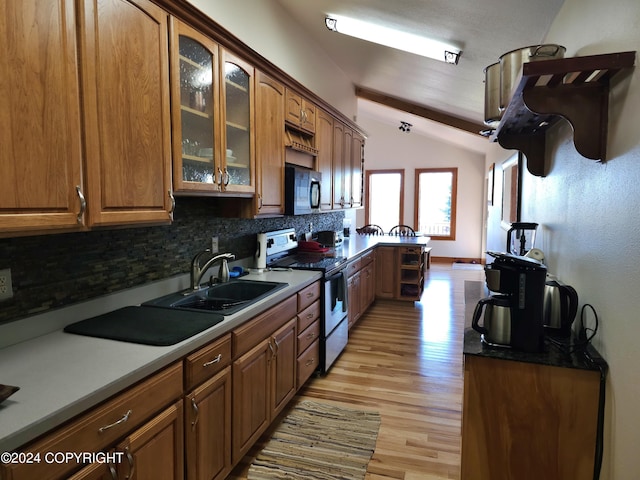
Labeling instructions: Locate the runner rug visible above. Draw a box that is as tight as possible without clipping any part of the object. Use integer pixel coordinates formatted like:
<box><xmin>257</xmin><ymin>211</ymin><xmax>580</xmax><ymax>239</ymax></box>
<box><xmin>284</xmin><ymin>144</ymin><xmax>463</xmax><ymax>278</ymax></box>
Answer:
<box><xmin>247</xmin><ymin>400</ymin><xmax>381</xmax><ymax>480</ymax></box>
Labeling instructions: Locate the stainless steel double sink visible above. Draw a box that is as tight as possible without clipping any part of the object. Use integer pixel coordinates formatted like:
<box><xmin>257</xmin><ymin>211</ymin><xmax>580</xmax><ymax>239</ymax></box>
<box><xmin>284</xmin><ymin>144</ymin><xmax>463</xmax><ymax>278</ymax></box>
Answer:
<box><xmin>144</xmin><ymin>279</ymin><xmax>288</xmax><ymax>316</ymax></box>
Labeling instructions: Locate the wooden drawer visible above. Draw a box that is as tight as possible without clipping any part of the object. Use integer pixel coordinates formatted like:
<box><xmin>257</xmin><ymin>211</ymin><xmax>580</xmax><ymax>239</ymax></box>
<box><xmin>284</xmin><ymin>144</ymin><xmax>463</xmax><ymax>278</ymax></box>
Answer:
<box><xmin>184</xmin><ymin>333</ymin><xmax>232</xmax><ymax>391</ymax></box>
<box><xmin>297</xmin><ymin>299</ymin><xmax>320</xmax><ymax>332</ymax></box>
<box><xmin>346</xmin><ymin>258</ymin><xmax>361</xmax><ymax>277</ymax></box>
<box><xmin>232</xmin><ymin>295</ymin><xmax>297</xmax><ymax>358</ymax></box>
<box><xmin>360</xmin><ymin>250</ymin><xmax>374</xmax><ymax>267</ymax></box>
<box><xmin>1</xmin><ymin>363</ymin><xmax>183</xmax><ymax>480</ymax></box>
<box><xmin>297</xmin><ymin>339</ymin><xmax>320</xmax><ymax>388</ymax></box>
<box><xmin>297</xmin><ymin>281</ymin><xmax>321</xmax><ymax>311</ymax></box>
<box><xmin>297</xmin><ymin>319</ymin><xmax>320</xmax><ymax>354</ymax></box>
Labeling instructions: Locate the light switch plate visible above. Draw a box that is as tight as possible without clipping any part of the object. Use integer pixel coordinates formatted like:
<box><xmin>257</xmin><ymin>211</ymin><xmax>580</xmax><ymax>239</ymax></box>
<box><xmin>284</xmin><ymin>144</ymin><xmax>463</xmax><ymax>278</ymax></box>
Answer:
<box><xmin>211</xmin><ymin>236</ymin><xmax>219</xmax><ymax>254</ymax></box>
<box><xmin>0</xmin><ymin>268</ymin><xmax>13</xmax><ymax>301</ymax></box>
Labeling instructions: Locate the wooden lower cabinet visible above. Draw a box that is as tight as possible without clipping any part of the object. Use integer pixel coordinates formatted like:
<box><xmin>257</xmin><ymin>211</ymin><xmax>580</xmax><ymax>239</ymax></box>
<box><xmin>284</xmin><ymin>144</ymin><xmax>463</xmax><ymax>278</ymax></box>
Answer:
<box><xmin>115</xmin><ymin>401</ymin><xmax>184</xmax><ymax>480</ymax></box>
<box><xmin>67</xmin><ymin>460</ymin><xmax>117</xmax><ymax>480</ymax></box>
<box><xmin>461</xmin><ymin>355</ymin><xmax>602</xmax><ymax>480</ymax></box>
<box><xmin>375</xmin><ymin>247</ymin><xmax>397</xmax><ymax>299</ymax></box>
<box><xmin>185</xmin><ymin>367</ymin><xmax>232</xmax><ymax>480</ymax></box>
<box><xmin>231</xmin><ymin>297</ymin><xmax>298</xmax><ymax>465</ymax></box>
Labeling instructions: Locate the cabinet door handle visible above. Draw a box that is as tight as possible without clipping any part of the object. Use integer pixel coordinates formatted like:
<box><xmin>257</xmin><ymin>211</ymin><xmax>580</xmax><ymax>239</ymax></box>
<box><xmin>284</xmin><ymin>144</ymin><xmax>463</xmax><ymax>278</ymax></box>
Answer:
<box><xmin>191</xmin><ymin>396</ymin><xmax>199</xmax><ymax>430</ymax></box>
<box><xmin>203</xmin><ymin>353</ymin><xmax>222</xmax><ymax>367</ymax></box>
<box><xmin>268</xmin><ymin>339</ymin><xmax>276</xmax><ymax>360</ymax></box>
<box><xmin>109</xmin><ymin>465</ymin><xmax>118</xmax><ymax>480</ymax></box>
<box><xmin>168</xmin><ymin>190</ymin><xmax>175</xmax><ymax>215</ymax></box>
<box><xmin>98</xmin><ymin>410</ymin><xmax>132</xmax><ymax>433</ymax></box>
<box><xmin>217</xmin><ymin>167</ymin><xmax>224</xmax><ymax>190</ymax></box>
<box><xmin>75</xmin><ymin>186</ymin><xmax>86</xmax><ymax>224</ymax></box>
<box><xmin>223</xmin><ymin>168</ymin><xmax>230</xmax><ymax>186</ymax></box>
<box><xmin>124</xmin><ymin>446</ymin><xmax>135</xmax><ymax>480</ymax></box>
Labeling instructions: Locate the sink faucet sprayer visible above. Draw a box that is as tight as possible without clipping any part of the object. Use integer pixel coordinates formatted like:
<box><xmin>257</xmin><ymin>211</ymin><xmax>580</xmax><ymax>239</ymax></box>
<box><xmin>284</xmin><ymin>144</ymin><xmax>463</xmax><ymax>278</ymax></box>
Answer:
<box><xmin>190</xmin><ymin>250</ymin><xmax>236</xmax><ymax>290</ymax></box>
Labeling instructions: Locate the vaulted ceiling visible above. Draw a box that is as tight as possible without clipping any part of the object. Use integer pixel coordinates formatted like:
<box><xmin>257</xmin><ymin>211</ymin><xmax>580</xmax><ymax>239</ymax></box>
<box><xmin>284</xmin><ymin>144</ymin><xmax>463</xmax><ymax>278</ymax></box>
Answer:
<box><xmin>274</xmin><ymin>0</ymin><xmax>565</xmax><ymax>142</ymax></box>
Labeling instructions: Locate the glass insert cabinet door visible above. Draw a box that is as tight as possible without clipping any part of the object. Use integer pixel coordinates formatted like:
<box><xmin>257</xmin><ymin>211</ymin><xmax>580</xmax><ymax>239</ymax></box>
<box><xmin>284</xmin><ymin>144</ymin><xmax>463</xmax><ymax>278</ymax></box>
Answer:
<box><xmin>221</xmin><ymin>50</ymin><xmax>255</xmax><ymax>193</ymax></box>
<box><xmin>170</xmin><ymin>20</ymin><xmax>220</xmax><ymax>192</ymax></box>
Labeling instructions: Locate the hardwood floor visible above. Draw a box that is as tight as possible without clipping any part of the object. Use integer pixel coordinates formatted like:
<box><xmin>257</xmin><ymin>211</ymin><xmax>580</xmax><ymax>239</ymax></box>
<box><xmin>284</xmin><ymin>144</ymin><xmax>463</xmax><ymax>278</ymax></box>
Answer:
<box><xmin>228</xmin><ymin>264</ymin><xmax>485</xmax><ymax>480</ymax></box>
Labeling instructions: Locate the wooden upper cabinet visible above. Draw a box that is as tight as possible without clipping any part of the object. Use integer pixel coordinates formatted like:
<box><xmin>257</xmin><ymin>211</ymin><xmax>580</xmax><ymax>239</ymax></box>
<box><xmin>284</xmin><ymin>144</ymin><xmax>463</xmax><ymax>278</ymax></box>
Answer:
<box><xmin>332</xmin><ymin>121</ymin><xmax>352</xmax><ymax>209</ymax></box>
<box><xmin>255</xmin><ymin>71</ymin><xmax>285</xmax><ymax>216</ymax></box>
<box><xmin>79</xmin><ymin>0</ymin><xmax>173</xmax><ymax>227</ymax></box>
<box><xmin>169</xmin><ymin>17</ymin><xmax>221</xmax><ymax>194</ymax></box>
<box><xmin>220</xmin><ymin>49</ymin><xmax>255</xmax><ymax>194</ymax></box>
<box><xmin>351</xmin><ymin>131</ymin><xmax>364</xmax><ymax>208</ymax></box>
<box><xmin>315</xmin><ymin>109</ymin><xmax>334</xmax><ymax>211</ymax></box>
<box><xmin>0</xmin><ymin>0</ymin><xmax>84</xmax><ymax>234</ymax></box>
<box><xmin>285</xmin><ymin>88</ymin><xmax>316</xmax><ymax>134</ymax></box>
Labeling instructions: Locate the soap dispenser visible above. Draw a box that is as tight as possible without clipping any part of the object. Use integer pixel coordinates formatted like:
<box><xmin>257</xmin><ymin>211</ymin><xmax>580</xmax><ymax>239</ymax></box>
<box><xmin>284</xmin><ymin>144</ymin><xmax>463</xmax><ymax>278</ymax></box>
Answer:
<box><xmin>218</xmin><ymin>258</ymin><xmax>230</xmax><ymax>283</ymax></box>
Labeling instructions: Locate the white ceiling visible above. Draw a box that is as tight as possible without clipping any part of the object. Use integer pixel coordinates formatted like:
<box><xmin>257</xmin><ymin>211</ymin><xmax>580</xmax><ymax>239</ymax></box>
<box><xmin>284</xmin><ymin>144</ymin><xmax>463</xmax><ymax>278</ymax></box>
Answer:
<box><xmin>274</xmin><ymin>0</ymin><xmax>565</xmax><ymax>143</ymax></box>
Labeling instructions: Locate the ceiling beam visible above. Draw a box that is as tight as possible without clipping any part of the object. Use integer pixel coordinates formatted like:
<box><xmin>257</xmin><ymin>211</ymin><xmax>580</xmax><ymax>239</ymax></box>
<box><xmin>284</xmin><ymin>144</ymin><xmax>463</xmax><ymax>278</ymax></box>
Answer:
<box><xmin>356</xmin><ymin>87</ymin><xmax>486</xmax><ymax>137</ymax></box>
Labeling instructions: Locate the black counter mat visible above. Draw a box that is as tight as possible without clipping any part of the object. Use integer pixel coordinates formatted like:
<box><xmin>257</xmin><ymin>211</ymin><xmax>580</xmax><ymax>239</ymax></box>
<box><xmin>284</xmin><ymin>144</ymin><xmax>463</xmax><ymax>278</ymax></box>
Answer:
<box><xmin>64</xmin><ymin>306</ymin><xmax>224</xmax><ymax>346</ymax></box>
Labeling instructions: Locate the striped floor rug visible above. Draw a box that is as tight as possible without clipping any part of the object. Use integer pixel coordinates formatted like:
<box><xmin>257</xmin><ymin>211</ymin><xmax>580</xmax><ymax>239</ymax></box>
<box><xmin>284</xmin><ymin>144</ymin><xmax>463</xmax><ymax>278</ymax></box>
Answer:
<box><xmin>247</xmin><ymin>400</ymin><xmax>381</xmax><ymax>479</ymax></box>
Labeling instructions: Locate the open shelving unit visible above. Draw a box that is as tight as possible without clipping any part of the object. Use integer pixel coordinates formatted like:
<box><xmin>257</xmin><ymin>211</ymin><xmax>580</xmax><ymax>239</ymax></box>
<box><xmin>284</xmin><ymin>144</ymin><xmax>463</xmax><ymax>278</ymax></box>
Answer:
<box><xmin>490</xmin><ymin>51</ymin><xmax>636</xmax><ymax>177</ymax></box>
<box><xmin>396</xmin><ymin>246</ymin><xmax>426</xmax><ymax>301</ymax></box>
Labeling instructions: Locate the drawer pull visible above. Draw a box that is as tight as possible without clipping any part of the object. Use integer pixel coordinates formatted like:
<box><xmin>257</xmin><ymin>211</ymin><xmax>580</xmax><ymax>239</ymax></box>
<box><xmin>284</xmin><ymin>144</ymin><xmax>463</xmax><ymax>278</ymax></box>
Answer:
<box><xmin>203</xmin><ymin>353</ymin><xmax>222</xmax><ymax>367</ymax></box>
<box><xmin>306</xmin><ymin>292</ymin><xmax>314</xmax><ymax>298</ymax></box>
<box><xmin>305</xmin><ymin>358</ymin><xmax>315</xmax><ymax>366</ymax></box>
<box><xmin>306</xmin><ymin>313</ymin><xmax>314</xmax><ymax>319</ymax></box>
<box><xmin>306</xmin><ymin>332</ymin><xmax>316</xmax><ymax>340</ymax></box>
<box><xmin>98</xmin><ymin>409</ymin><xmax>132</xmax><ymax>433</ymax></box>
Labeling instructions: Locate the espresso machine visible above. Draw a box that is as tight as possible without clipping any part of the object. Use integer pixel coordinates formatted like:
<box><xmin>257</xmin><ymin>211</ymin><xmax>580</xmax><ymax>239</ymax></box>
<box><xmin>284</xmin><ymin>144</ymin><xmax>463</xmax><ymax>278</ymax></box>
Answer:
<box><xmin>472</xmin><ymin>251</ymin><xmax>547</xmax><ymax>352</ymax></box>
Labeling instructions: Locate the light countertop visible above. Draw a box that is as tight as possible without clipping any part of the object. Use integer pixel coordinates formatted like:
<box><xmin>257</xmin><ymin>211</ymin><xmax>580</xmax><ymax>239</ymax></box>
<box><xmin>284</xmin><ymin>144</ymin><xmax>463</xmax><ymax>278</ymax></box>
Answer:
<box><xmin>0</xmin><ymin>269</ymin><xmax>321</xmax><ymax>453</ymax></box>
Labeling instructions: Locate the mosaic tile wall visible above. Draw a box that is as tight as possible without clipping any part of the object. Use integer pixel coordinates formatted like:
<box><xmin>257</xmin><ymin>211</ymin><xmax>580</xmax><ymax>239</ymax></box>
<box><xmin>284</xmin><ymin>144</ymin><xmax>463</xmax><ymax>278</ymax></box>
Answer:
<box><xmin>0</xmin><ymin>197</ymin><xmax>344</xmax><ymax>324</ymax></box>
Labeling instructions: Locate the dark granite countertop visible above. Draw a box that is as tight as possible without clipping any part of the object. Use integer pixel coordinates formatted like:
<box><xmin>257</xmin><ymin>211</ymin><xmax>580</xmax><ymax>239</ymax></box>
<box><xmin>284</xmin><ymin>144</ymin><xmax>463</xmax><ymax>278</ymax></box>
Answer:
<box><xmin>463</xmin><ymin>279</ymin><xmax>607</xmax><ymax>373</ymax></box>
<box><xmin>463</xmin><ymin>328</ymin><xmax>607</xmax><ymax>373</ymax></box>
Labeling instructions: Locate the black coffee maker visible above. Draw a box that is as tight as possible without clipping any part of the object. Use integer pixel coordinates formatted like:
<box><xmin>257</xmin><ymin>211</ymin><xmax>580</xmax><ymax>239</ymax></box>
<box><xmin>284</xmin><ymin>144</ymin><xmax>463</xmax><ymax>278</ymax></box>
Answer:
<box><xmin>478</xmin><ymin>251</ymin><xmax>547</xmax><ymax>352</ymax></box>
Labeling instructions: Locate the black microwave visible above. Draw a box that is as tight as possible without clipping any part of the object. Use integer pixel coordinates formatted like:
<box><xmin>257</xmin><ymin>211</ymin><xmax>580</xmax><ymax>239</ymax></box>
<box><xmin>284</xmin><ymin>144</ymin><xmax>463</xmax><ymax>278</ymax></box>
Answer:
<box><xmin>284</xmin><ymin>164</ymin><xmax>321</xmax><ymax>215</ymax></box>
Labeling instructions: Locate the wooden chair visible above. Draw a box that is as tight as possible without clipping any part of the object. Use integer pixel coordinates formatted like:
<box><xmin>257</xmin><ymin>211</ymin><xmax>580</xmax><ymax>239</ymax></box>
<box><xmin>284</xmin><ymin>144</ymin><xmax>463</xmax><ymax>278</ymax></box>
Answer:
<box><xmin>356</xmin><ymin>224</ymin><xmax>384</xmax><ymax>235</ymax></box>
<box><xmin>389</xmin><ymin>224</ymin><xmax>416</xmax><ymax>236</ymax></box>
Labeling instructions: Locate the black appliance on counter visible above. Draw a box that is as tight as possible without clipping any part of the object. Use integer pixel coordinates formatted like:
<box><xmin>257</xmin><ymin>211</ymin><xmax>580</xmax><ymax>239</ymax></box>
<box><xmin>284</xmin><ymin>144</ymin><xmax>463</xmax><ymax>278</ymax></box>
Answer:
<box><xmin>261</xmin><ymin>228</ymin><xmax>348</xmax><ymax>373</ymax></box>
<box><xmin>284</xmin><ymin>164</ymin><xmax>321</xmax><ymax>215</ymax></box>
<box><xmin>473</xmin><ymin>251</ymin><xmax>547</xmax><ymax>352</ymax></box>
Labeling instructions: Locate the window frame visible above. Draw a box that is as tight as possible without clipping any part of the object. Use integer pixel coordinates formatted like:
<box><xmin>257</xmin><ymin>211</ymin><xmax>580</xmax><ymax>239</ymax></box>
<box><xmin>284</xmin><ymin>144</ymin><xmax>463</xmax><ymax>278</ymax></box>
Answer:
<box><xmin>364</xmin><ymin>169</ymin><xmax>405</xmax><ymax>230</ymax></box>
<box><xmin>414</xmin><ymin>167</ymin><xmax>458</xmax><ymax>241</ymax></box>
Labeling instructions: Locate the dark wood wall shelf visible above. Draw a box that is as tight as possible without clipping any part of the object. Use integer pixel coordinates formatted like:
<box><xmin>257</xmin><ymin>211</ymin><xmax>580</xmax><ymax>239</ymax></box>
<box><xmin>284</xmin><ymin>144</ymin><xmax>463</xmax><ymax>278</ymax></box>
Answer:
<box><xmin>490</xmin><ymin>51</ymin><xmax>636</xmax><ymax>177</ymax></box>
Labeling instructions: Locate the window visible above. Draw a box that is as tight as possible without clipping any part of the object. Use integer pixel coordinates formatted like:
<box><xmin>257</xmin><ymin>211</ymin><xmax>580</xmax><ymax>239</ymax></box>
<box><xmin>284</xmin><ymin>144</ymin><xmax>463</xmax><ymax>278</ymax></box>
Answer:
<box><xmin>415</xmin><ymin>168</ymin><xmax>457</xmax><ymax>240</ymax></box>
<box><xmin>365</xmin><ymin>170</ymin><xmax>404</xmax><ymax>233</ymax></box>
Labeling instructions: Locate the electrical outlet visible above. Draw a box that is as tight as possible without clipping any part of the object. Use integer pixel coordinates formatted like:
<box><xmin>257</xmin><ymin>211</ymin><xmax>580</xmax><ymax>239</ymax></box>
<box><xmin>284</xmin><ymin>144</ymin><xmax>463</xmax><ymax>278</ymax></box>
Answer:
<box><xmin>0</xmin><ymin>268</ymin><xmax>13</xmax><ymax>301</ymax></box>
<box><xmin>211</xmin><ymin>236</ymin><xmax>219</xmax><ymax>254</ymax></box>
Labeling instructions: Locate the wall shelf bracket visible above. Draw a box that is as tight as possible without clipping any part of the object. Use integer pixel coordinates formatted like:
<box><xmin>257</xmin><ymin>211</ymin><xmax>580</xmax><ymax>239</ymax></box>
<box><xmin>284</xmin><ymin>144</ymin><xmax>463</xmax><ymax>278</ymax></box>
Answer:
<box><xmin>492</xmin><ymin>51</ymin><xmax>636</xmax><ymax>177</ymax></box>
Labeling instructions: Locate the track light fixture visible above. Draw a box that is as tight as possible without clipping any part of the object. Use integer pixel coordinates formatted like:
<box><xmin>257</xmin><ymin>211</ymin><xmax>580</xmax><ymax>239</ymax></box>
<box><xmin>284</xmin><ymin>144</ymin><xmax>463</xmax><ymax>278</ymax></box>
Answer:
<box><xmin>399</xmin><ymin>121</ymin><xmax>412</xmax><ymax>133</ymax></box>
<box><xmin>325</xmin><ymin>15</ymin><xmax>462</xmax><ymax>64</ymax></box>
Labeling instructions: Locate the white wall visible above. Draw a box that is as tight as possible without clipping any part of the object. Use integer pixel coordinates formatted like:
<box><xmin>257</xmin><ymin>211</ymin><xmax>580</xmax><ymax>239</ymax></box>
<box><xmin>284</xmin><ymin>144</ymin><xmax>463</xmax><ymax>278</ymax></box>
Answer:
<box><xmin>495</xmin><ymin>0</ymin><xmax>640</xmax><ymax>477</ymax></box>
<box><xmin>187</xmin><ymin>0</ymin><xmax>356</xmax><ymax>119</ymax></box>
<box><xmin>357</xmin><ymin>114</ymin><xmax>486</xmax><ymax>260</ymax></box>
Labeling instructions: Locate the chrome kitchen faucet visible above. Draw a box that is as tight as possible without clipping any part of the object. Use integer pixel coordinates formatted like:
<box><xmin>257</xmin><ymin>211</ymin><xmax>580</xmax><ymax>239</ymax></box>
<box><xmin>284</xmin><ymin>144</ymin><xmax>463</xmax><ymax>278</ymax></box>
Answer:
<box><xmin>190</xmin><ymin>250</ymin><xmax>236</xmax><ymax>290</ymax></box>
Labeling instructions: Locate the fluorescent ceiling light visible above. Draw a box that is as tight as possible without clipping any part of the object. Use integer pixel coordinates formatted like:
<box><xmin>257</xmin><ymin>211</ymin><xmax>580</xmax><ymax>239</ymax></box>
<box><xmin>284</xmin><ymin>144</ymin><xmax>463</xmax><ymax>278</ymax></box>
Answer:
<box><xmin>325</xmin><ymin>15</ymin><xmax>462</xmax><ymax>64</ymax></box>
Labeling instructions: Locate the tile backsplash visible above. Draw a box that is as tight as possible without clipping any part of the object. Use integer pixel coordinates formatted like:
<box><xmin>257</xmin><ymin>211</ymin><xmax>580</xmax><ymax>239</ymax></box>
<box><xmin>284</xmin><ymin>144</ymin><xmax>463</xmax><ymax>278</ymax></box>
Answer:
<box><xmin>0</xmin><ymin>197</ymin><xmax>344</xmax><ymax>324</ymax></box>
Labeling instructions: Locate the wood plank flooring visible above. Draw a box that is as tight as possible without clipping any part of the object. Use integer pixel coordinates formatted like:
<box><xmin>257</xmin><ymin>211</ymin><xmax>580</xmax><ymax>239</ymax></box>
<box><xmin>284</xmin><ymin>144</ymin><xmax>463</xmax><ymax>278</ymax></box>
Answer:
<box><xmin>227</xmin><ymin>264</ymin><xmax>485</xmax><ymax>480</ymax></box>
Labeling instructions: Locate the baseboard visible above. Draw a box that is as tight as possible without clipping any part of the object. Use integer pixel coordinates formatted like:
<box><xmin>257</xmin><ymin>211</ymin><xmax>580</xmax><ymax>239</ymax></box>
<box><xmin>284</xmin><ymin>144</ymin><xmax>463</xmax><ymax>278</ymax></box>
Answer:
<box><xmin>432</xmin><ymin>256</ymin><xmax>484</xmax><ymax>265</ymax></box>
